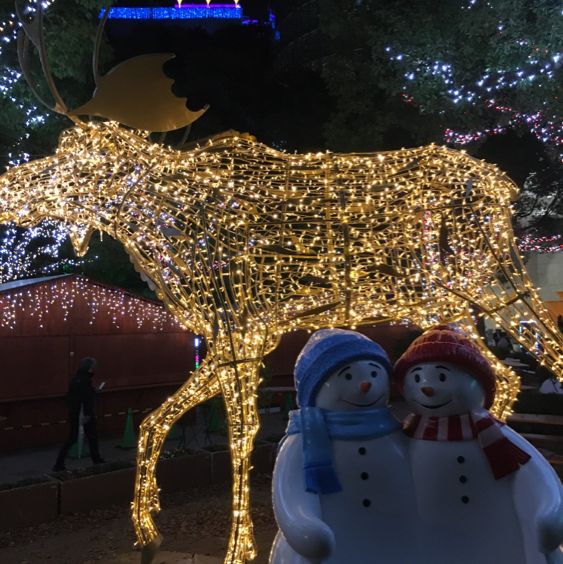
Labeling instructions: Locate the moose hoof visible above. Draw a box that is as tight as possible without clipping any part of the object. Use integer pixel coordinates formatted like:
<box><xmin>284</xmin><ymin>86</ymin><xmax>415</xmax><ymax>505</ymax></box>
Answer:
<box><xmin>140</xmin><ymin>534</ymin><xmax>163</xmax><ymax>564</ymax></box>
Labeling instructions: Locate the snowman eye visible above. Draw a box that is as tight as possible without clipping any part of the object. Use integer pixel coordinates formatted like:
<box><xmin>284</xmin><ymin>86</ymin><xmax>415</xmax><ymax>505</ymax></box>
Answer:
<box><xmin>345</xmin><ymin>373</ymin><xmax>352</xmax><ymax>380</ymax></box>
<box><xmin>414</xmin><ymin>374</ymin><xmax>421</xmax><ymax>383</ymax></box>
<box><xmin>439</xmin><ymin>373</ymin><xmax>447</xmax><ymax>382</ymax></box>
<box><xmin>371</xmin><ymin>371</ymin><xmax>378</xmax><ymax>378</ymax></box>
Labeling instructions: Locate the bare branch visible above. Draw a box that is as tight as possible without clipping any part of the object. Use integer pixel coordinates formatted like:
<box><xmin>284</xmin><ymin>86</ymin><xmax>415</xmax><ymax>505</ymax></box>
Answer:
<box><xmin>176</xmin><ymin>124</ymin><xmax>192</xmax><ymax>148</ymax></box>
<box><xmin>14</xmin><ymin>0</ymin><xmax>40</xmax><ymax>48</ymax></box>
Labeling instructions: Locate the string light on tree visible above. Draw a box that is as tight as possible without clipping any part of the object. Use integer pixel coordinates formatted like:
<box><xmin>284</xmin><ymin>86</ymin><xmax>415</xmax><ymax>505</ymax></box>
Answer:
<box><xmin>387</xmin><ymin>44</ymin><xmax>560</xmax><ymax>106</ymax></box>
<box><xmin>382</xmin><ymin>0</ymin><xmax>562</xmax><ymax>153</ymax></box>
<box><xmin>518</xmin><ymin>234</ymin><xmax>563</xmax><ymax>254</ymax></box>
<box><xmin>0</xmin><ymin>1</ymin><xmax>71</xmax><ymax>281</ymax></box>
<box><xmin>443</xmin><ymin>102</ymin><xmax>562</xmax><ymax>157</ymax></box>
<box><xmin>0</xmin><ymin>220</ymin><xmax>81</xmax><ymax>283</ymax></box>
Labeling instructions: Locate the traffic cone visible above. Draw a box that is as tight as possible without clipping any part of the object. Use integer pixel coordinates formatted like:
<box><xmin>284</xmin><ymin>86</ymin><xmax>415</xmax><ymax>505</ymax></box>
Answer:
<box><xmin>119</xmin><ymin>408</ymin><xmax>137</xmax><ymax>449</ymax></box>
<box><xmin>69</xmin><ymin>437</ymin><xmax>89</xmax><ymax>459</ymax></box>
<box><xmin>207</xmin><ymin>397</ymin><xmax>225</xmax><ymax>434</ymax></box>
<box><xmin>69</xmin><ymin>410</ymin><xmax>88</xmax><ymax>458</ymax></box>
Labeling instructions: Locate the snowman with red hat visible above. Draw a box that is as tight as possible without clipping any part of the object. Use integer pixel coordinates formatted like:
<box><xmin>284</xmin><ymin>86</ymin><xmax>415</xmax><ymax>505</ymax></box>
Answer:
<box><xmin>395</xmin><ymin>325</ymin><xmax>563</xmax><ymax>564</ymax></box>
<box><xmin>270</xmin><ymin>329</ymin><xmax>419</xmax><ymax>564</ymax></box>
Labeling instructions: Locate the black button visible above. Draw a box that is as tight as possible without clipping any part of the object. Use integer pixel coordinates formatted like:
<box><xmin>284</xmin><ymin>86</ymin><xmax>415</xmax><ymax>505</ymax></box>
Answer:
<box><xmin>457</xmin><ymin>456</ymin><xmax>465</xmax><ymax>463</ymax></box>
<box><xmin>363</xmin><ymin>499</ymin><xmax>371</xmax><ymax>507</ymax></box>
<box><xmin>361</xmin><ymin>472</ymin><xmax>369</xmax><ymax>480</ymax></box>
<box><xmin>459</xmin><ymin>475</ymin><xmax>468</xmax><ymax>484</ymax></box>
<box><xmin>461</xmin><ymin>496</ymin><xmax>469</xmax><ymax>504</ymax></box>
<box><xmin>359</xmin><ymin>447</ymin><xmax>366</xmax><ymax>455</ymax></box>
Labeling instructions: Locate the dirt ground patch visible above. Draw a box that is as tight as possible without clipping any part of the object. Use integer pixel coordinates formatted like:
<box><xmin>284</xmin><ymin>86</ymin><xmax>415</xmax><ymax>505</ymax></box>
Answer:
<box><xmin>0</xmin><ymin>477</ymin><xmax>277</xmax><ymax>564</ymax></box>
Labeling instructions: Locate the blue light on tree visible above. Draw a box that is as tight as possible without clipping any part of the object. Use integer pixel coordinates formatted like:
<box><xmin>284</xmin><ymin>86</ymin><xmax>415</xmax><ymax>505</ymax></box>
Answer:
<box><xmin>100</xmin><ymin>5</ymin><xmax>243</xmax><ymax>21</ymax></box>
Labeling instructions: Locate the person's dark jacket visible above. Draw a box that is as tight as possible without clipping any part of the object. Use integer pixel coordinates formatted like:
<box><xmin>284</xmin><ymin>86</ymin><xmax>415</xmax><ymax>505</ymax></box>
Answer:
<box><xmin>67</xmin><ymin>358</ymin><xmax>97</xmax><ymax>419</ymax></box>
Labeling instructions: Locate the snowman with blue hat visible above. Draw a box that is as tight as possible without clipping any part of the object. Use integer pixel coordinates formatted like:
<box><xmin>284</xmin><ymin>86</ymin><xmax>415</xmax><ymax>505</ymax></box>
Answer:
<box><xmin>269</xmin><ymin>329</ymin><xmax>419</xmax><ymax>564</ymax></box>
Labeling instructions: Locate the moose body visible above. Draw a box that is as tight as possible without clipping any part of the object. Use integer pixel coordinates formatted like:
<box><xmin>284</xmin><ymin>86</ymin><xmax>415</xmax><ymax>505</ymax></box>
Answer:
<box><xmin>1</xmin><ymin>123</ymin><xmax>530</xmax><ymax>328</ymax></box>
<box><xmin>2</xmin><ymin>122</ymin><xmax>562</xmax><ymax>564</ymax></box>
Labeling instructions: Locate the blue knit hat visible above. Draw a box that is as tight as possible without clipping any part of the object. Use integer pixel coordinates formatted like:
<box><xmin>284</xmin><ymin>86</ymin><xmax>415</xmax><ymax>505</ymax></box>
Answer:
<box><xmin>294</xmin><ymin>329</ymin><xmax>391</xmax><ymax>407</ymax></box>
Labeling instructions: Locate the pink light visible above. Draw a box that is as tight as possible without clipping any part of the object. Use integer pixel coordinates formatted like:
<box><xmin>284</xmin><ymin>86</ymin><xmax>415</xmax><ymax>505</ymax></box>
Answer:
<box><xmin>173</xmin><ymin>3</ymin><xmax>242</xmax><ymax>7</ymax></box>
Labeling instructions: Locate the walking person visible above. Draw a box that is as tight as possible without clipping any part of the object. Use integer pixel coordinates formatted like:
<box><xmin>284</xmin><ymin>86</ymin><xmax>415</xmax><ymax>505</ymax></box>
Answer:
<box><xmin>53</xmin><ymin>357</ymin><xmax>105</xmax><ymax>471</ymax></box>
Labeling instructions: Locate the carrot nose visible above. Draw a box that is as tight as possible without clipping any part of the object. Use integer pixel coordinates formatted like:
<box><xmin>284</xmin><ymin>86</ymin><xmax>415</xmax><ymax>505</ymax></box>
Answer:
<box><xmin>421</xmin><ymin>386</ymin><xmax>435</xmax><ymax>397</ymax></box>
<box><xmin>360</xmin><ymin>381</ymin><xmax>372</xmax><ymax>394</ymax></box>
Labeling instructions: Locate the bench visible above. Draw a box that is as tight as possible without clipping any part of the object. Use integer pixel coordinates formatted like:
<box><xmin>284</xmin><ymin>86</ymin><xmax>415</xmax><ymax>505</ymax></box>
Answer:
<box><xmin>508</xmin><ymin>413</ymin><xmax>563</xmax><ymax>455</ymax></box>
<box><xmin>508</xmin><ymin>413</ymin><xmax>563</xmax><ymax>427</ymax></box>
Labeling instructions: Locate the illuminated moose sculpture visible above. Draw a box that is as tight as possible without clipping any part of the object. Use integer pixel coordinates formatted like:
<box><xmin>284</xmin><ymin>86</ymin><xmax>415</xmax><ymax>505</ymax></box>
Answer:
<box><xmin>2</xmin><ymin>3</ymin><xmax>562</xmax><ymax>563</ymax></box>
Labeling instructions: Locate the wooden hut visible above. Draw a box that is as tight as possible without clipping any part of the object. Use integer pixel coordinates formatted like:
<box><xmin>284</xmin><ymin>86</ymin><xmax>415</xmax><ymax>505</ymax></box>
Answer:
<box><xmin>0</xmin><ymin>275</ymin><xmax>193</xmax><ymax>450</ymax></box>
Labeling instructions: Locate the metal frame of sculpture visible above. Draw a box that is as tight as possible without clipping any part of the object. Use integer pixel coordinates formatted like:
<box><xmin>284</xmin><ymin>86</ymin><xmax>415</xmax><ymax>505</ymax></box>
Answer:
<box><xmin>2</xmin><ymin>3</ymin><xmax>562</xmax><ymax>563</ymax></box>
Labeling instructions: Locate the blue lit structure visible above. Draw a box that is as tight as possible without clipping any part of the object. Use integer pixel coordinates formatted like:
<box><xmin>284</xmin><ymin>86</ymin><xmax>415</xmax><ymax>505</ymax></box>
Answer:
<box><xmin>100</xmin><ymin>5</ymin><xmax>243</xmax><ymax>21</ymax></box>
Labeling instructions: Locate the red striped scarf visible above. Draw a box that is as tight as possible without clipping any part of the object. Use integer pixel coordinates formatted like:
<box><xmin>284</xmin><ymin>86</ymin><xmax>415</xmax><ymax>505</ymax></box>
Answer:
<box><xmin>403</xmin><ymin>409</ymin><xmax>531</xmax><ymax>480</ymax></box>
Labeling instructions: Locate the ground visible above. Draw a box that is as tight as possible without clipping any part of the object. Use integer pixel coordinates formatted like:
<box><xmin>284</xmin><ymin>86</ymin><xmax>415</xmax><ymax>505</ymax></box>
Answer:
<box><xmin>0</xmin><ymin>478</ymin><xmax>277</xmax><ymax>564</ymax></box>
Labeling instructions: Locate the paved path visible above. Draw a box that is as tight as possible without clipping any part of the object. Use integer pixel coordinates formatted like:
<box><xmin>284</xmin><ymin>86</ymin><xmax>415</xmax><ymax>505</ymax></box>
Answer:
<box><xmin>0</xmin><ymin>411</ymin><xmax>289</xmax><ymax>486</ymax></box>
<box><xmin>0</xmin><ymin>480</ymin><xmax>277</xmax><ymax>564</ymax></box>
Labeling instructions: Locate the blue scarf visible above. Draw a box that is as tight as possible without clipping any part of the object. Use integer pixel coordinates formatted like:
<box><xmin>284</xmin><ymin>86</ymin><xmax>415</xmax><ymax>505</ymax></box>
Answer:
<box><xmin>286</xmin><ymin>407</ymin><xmax>401</xmax><ymax>495</ymax></box>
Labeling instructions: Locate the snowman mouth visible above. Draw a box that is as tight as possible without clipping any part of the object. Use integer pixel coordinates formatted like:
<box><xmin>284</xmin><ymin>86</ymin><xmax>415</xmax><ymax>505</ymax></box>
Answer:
<box><xmin>341</xmin><ymin>395</ymin><xmax>383</xmax><ymax>407</ymax></box>
<box><xmin>418</xmin><ymin>400</ymin><xmax>452</xmax><ymax>409</ymax></box>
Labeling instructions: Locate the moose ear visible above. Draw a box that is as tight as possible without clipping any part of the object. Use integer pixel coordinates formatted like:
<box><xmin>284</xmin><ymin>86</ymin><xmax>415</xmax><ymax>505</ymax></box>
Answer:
<box><xmin>69</xmin><ymin>225</ymin><xmax>94</xmax><ymax>257</ymax></box>
<box><xmin>71</xmin><ymin>53</ymin><xmax>208</xmax><ymax>132</ymax></box>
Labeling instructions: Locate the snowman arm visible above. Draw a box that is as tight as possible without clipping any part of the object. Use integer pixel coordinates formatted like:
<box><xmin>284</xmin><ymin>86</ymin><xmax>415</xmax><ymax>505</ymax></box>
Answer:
<box><xmin>272</xmin><ymin>434</ymin><xmax>335</xmax><ymax>560</ymax></box>
<box><xmin>501</xmin><ymin>425</ymin><xmax>563</xmax><ymax>553</ymax></box>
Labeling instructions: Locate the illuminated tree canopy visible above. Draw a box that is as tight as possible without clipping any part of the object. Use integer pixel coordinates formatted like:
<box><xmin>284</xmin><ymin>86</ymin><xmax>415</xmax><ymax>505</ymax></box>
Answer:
<box><xmin>0</xmin><ymin>0</ymin><xmax>112</xmax><ymax>167</ymax></box>
<box><xmin>317</xmin><ymin>0</ymin><xmax>562</xmax><ymax>156</ymax></box>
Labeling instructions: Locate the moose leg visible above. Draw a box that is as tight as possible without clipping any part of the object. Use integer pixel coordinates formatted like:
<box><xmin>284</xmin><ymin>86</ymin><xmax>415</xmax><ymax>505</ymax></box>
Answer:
<box><xmin>492</xmin><ymin>236</ymin><xmax>563</xmax><ymax>378</ymax></box>
<box><xmin>133</xmin><ymin>356</ymin><xmax>221</xmax><ymax>562</ymax></box>
<box><xmin>489</xmin><ymin>290</ymin><xmax>563</xmax><ymax>377</ymax></box>
<box><xmin>216</xmin><ymin>354</ymin><xmax>264</xmax><ymax>564</ymax></box>
<box><xmin>456</xmin><ymin>315</ymin><xmax>520</xmax><ymax>421</ymax></box>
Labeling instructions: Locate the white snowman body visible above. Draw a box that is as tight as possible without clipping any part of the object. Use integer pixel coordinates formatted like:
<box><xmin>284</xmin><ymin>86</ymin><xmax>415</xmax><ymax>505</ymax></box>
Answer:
<box><xmin>319</xmin><ymin>430</ymin><xmax>417</xmax><ymax>563</ymax></box>
<box><xmin>270</xmin><ymin>358</ymin><xmax>419</xmax><ymax>564</ymax></box>
<box><xmin>403</xmin><ymin>361</ymin><xmax>563</xmax><ymax>564</ymax></box>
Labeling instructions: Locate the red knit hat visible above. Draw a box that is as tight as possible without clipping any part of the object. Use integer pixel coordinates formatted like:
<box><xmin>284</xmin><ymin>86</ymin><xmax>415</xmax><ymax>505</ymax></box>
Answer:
<box><xmin>394</xmin><ymin>325</ymin><xmax>496</xmax><ymax>409</ymax></box>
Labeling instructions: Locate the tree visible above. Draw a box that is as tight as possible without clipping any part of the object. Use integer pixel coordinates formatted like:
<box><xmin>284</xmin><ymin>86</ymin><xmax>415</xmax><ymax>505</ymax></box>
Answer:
<box><xmin>317</xmin><ymin>0</ymin><xmax>562</xmax><ymax>156</ymax></box>
<box><xmin>275</xmin><ymin>0</ymin><xmax>562</xmax><ymax>242</ymax></box>
<box><xmin>515</xmin><ymin>163</ymin><xmax>562</xmax><ymax>237</ymax></box>
<box><xmin>0</xmin><ymin>0</ymin><xmax>113</xmax><ymax>168</ymax></box>
<box><xmin>0</xmin><ymin>0</ymin><xmax>139</xmax><ymax>286</ymax></box>
<box><xmin>0</xmin><ymin>221</ymin><xmax>81</xmax><ymax>284</ymax></box>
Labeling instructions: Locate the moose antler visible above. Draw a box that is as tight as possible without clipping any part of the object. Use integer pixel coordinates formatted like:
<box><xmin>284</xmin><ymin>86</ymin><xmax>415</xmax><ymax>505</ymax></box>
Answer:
<box><xmin>15</xmin><ymin>1</ymin><xmax>208</xmax><ymax>132</ymax></box>
<box><xmin>15</xmin><ymin>0</ymin><xmax>70</xmax><ymax>115</ymax></box>
<box><xmin>92</xmin><ymin>4</ymin><xmax>110</xmax><ymax>88</ymax></box>
<box><xmin>72</xmin><ymin>53</ymin><xmax>209</xmax><ymax>132</ymax></box>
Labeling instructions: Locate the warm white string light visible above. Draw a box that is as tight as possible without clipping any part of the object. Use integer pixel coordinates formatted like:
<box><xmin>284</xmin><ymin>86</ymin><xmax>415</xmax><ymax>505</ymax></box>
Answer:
<box><xmin>0</xmin><ymin>120</ymin><xmax>561</xmax><ymax>563</ymax></box>
<box><xmin>0</xmin><ymin>275</ymin><xmax>184</xmax><ymax>332</ymax></box>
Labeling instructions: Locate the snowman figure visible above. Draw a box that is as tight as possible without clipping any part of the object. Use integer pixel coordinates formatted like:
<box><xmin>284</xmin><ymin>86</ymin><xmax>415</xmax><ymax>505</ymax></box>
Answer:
<box><xmin>394</xmin><ymin>325</ymin><xmax>563</xmax><ymax>564</ymax></box>
<box><xmin>270</xmin><ymin>329</ymin><xmax>419</xmax><ymax>564</ymax></box>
